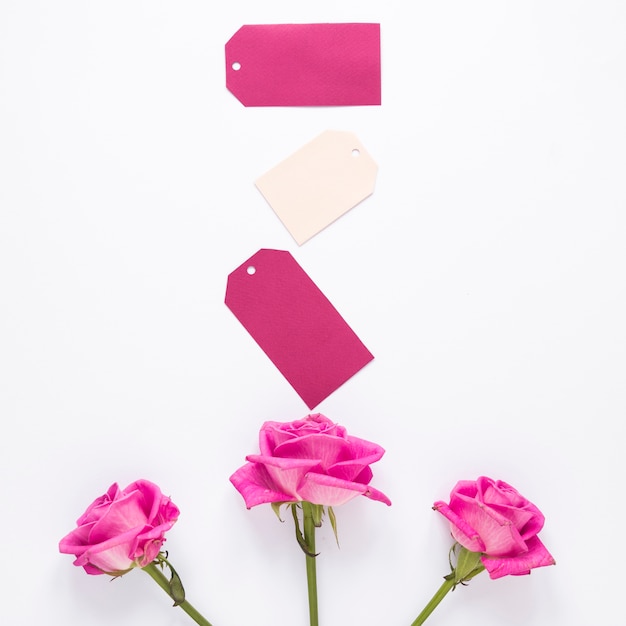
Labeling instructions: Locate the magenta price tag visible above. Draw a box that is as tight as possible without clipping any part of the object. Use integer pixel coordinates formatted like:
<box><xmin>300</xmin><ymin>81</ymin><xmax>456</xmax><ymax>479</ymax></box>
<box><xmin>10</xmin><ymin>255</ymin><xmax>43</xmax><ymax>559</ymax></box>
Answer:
<box><xmin>225</xmin><ymin>249</ymin><xmax>374</xmax><ymax>408</ymax></box>
<box><xmin>225</xmin><ymin>23</ymin><xmax>381</xmax><ymax>106</ymax></box>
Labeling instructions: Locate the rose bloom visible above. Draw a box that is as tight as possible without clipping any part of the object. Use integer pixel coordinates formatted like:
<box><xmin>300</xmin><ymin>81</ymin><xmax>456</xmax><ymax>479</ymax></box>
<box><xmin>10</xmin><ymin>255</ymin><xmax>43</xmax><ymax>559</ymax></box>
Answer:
<box><xmin>230</xmin><ymin>413</ymin><xmax>391</xmax><ymax>508</ymax></box>
<box><xmin>59</xmin><ymin>479</ymin><xmax>180</xmax><ymax>576</ymax></box>
<box><xmin>434</xmin><ymin>476</ymin><xmax>555</xmax><ymax>579</ymax></box>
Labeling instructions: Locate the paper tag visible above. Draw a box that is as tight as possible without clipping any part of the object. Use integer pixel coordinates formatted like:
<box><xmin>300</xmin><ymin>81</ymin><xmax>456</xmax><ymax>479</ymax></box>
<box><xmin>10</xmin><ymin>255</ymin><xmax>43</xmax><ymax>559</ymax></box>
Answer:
<box><xmin>225</xmin><ymin>23</ymin><xmax>381</xmax><ymax>106</ymax></box>
<box><xmin>255</xmin><ymin>130</ymin><xmax>378</xmax><ymax>245</ymax></box>
<box><xmin>225</xmin><ymin>249</ymin><xmax>374</xmax><ymax>409</ymax></box>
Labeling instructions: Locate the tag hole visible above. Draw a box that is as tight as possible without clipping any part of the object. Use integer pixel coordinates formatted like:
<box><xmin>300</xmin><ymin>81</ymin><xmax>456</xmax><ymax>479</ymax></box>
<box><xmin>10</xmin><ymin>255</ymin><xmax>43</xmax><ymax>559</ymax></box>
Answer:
<box><xmin>246</xmin><ymin>266</ymin><xmax>256</xmax><ymax>275</ymax></box>
<box><xmin>232</xmin><ymin>62</ymin><xmax>241</xmax><ymax>71</ymax></box>
<box><xmin>351</xmin><ymin>149</ymin><xmax>360</xmax><ymax>157</ymax></box>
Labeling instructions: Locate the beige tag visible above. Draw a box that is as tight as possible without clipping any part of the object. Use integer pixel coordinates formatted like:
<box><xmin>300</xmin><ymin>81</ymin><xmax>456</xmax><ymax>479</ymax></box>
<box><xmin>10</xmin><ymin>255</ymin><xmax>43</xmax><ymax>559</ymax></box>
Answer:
<box><xmin>255</xmin><ymin>130</ymin><xmax>378</xmax><ymax>245</ymax></box>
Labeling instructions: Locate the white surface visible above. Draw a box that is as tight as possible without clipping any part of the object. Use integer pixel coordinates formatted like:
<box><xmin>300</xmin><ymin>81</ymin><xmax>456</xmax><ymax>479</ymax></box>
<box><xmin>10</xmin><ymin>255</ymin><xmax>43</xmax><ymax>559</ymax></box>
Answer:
<box><xmin>1</xmin><ymin>2</ymin><xmax>624</xmax><ymax>625</ymax></box>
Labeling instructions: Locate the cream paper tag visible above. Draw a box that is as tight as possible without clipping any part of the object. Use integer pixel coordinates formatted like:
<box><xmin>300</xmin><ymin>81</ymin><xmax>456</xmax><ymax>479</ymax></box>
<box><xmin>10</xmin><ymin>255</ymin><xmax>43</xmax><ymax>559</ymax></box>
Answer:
<box><xmin>255</xmin><ymin>130</ymin><xmax>378</xmax><ymax>245</ymax></box>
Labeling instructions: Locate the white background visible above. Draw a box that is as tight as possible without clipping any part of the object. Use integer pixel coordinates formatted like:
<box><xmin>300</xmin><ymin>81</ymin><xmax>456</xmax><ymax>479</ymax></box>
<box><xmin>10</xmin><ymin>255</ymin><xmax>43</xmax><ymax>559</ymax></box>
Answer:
<box><xmin>1</xmin><ymin>2</ymin><xmax>624</xmax><ymax>625</ymax></box>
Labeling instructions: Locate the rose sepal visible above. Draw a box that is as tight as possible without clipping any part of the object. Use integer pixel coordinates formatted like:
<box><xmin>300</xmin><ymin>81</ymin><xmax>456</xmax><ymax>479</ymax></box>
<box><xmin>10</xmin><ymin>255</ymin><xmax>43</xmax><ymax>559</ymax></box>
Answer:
<box><xmin>291</xmin><ymin>503</ymin><xmax>319</xmax><ymax>557</ymax></box>
<box><xmin>445</xmin><ymin>543</ymin><xmax>485</xmax><ymax>588</ymax></box>
<box><xmin>153</xmin><ymin>552</ymin><xmax>185</xmax><ymax>606</ymax></box>
<box><xmin>142</xmin><ymin>557</ymin><xmax>213</xmax><ymax>626</ymax></box>
<box><xmin>270</xmin><ymin>501</ymin><xmax>293</xmax><ymax>522</ymax></box>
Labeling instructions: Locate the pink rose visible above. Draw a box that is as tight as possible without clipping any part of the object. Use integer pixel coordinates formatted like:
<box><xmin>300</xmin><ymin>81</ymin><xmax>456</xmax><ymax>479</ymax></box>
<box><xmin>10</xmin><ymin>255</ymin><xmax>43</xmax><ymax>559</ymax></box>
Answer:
<box><xmin>230</xmin><ymin>413</ymin><xmax>391</xmax><ymax>508</ymax></box>
<box><xmin>59</xmin><ymin>479</ymin><xmax>180</xmax><ymax>576</ymax></box>
<box><xmin>433</xmin><ymin>476</ymin><xmax>555</xmax><ymax>579</ymax></box>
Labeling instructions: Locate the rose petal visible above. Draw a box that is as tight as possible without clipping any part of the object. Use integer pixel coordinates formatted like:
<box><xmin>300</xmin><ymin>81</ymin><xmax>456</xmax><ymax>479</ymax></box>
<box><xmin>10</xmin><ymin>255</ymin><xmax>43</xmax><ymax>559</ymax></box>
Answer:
<box><xmin>361</xmin><ymin>483</ymin><xmax>392</xmax><ymax>505</ymax></box>
<box><xmin>246</xmin><ymin>454</ymin><xmax>321</xmax><ymax>499</ymax></box>
<box><xmin>131</xmin><ymin>516</ymin><xmax>178</xmax><ymax>565</ymax></box>
<box><xmin>132</xmin><ymin>536</ymin><xmax>166</xmax><ymax>566</ymax></box>
<box><xmin>89</xmin><ymin>490</ymin><xmax>149</xmax><ymax>544</ymax></box>
<box><xmin>229</xmin><ymin>461</ymin><xmax>297</xmax><ymax>508</ymax></box>
<box><xmin>274</xmin><ymin>433</ymin><xmax>352</xmax><ymax>469</ymax></box>
<box><xmin>448</xmin><ymin>480</ymin><xmax>480</xmax><ymax>499</ymax></box>
<box><xmin>452</xmin><ymin>495</ymin><xmax>527</xmax><ymax>557</ymax></box>
<box><xmin>349</xmin><ymin>465</ymin><xmax>374</xmax><ymax>485</ymax></box>
<box><xmin>59</xmin><ymin>522</ymin><xmax>96</xmax><ymax>557</ymax></box>
<box><xmin>487</xmin><ymin>501</ymin><xmax>544</xmax><ymax>540</ymax></box>
<box><xmin>76</xmin><ymin>483</ymin><xmax>120</xmax><ymax>526</ymax></box>
<box><xmin>298</xmin><ymin>472</ymin><xmax>391</xmax><ymax>507</ymax></box>
<box><xmin>345</xmin><ymin>434</ymin><xmax>386</xmax><ymax>459</ymax></box>
<box><xmin>73</xmin><ymin>525</ymin><xmax>146</xmax><ymax>574</ymax></box>
<box><xmin>327</xmin><ymin>436</ymin><xmax>385</xmax><ymax>482</ymax></box>
<box><xmin>478</xmin><ymin>477</ymin><xmax>545</xmax><ymax>540</ymax></box>
<box><xmin>433</xmin><ymin>500</ymin><xmax>486</xmax><ymax>553</ymax></box>
<box><xmin>259</xmin><ymin>421</ymin><xmax>296</xmax><ymax>454</ymax></box>
<box><xmin>482</xmin><ymin>479</ymin><xmax>528</xmax><ymax>509</ymax></box>
<box><xmin>482</xmin><ymin>535</ymin><xmax>556</xmax><ymax>579</ymax></box>
<box><xmin>260</xmin><ymin>414</ymin><xmax>339</xmax><ymax>454</ymax></box>
<box><xmin>131</xmin><ymin>481</ymin><xmax>160</xmax><ymax>517</ymax></box>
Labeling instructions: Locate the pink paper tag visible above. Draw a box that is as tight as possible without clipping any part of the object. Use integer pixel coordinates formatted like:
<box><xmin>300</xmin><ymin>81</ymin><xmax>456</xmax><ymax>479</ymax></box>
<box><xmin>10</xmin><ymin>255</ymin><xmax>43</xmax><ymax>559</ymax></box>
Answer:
<box><xmin>225</xmin><ymin>23</ymin><xmax>381</xmax><ymax>106</ymax></box>
<box><xmin>255</xmin><ymin>130</ymin><xmax>378</xmax><ymax>245</ymax></box>
<box><xmin>225</xmin><ymin>249</ymin><xmax>374</xmax><ymax>408</ymax></box>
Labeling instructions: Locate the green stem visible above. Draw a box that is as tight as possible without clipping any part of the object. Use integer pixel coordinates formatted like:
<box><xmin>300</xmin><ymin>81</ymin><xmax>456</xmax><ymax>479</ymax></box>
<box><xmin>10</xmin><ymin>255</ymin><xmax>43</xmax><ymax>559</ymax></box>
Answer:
<box><xmin>410</xmin><ymin>576</ymin><xmax>455</xmax><ymax>626</ymax></box>
<box><xmin>302</xmin><ymin>502</ymin><xmax>319</xmax><ymax>626</ymax></box>
<box><xmin>143</xmin><ymin>562</ymin><xmax>214</xmax><ymax>626</ymax></box>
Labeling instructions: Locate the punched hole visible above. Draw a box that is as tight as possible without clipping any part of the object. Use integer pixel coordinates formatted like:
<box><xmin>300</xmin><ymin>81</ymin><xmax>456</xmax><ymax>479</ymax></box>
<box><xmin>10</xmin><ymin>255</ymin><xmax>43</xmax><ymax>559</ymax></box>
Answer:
<box><xmin>351</xmin><ymin>148</ymin><xmax>361</xmax><ymax>157</ymax></box>
<box><xmin>232</xmin><ymin>62</ymin><xmax>241</xmax><ymax>71</ymax></box>
<box><xmin>246</xmin><ymin>266</ymin><xmax>256</xmax><ymax>275</ymax></box>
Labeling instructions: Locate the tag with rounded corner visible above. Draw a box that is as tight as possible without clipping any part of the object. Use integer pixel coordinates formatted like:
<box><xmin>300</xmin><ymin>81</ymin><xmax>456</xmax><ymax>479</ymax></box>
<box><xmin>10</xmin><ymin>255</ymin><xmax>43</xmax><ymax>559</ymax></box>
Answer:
<box><xmin>225</xmin><ymin>249</ymin><xmax>374</xmax><ymax>409</ymax></box>
<box><xmin>225</xmin><ymin>23</ymin><xmax>381</xmax><ymax>107</ymax></box>
<box><xmin>255</xmin><ymin>130</ymin><xmax>378</xmax><ymax>245</ymax></box>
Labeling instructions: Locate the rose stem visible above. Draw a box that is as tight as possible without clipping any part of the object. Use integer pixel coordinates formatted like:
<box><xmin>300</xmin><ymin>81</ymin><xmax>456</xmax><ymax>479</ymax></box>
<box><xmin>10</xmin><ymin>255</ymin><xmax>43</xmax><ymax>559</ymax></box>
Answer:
<box><xmin>410</xmin><ymin>576</ymin><xmax>455</xmax><ymax>626</ymax></box>
<box><xmin>143</xmin><ymin>561</ymin><xmax>214</xmax><ymax>626</ymax></box>
<box><xmin>302</xmin><ymin>501</ymin><xmax>319</xmax><ymax>626</ymax></box>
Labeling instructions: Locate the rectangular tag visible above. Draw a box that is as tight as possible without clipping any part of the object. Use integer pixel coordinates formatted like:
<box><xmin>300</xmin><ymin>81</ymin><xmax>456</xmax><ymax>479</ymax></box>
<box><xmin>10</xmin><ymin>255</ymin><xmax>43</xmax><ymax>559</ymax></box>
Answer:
<box><xmin>225</xmin><ymin>23</ymin><xmax>381</xmax><ymax>106</ymax></box>
<box><xmin>255</xmin><ymin>130</ymin><xmax>378</xmax><ymax>245</ymax></box>
<box><xmin>225</xmin><ymin>249</ymin><xmax>374</xmax><ymax>408</ymax></box>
